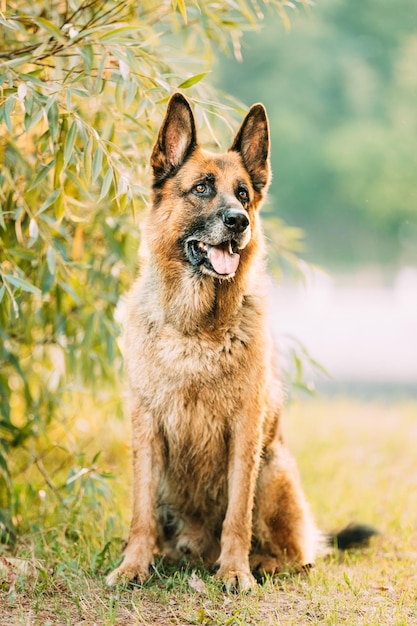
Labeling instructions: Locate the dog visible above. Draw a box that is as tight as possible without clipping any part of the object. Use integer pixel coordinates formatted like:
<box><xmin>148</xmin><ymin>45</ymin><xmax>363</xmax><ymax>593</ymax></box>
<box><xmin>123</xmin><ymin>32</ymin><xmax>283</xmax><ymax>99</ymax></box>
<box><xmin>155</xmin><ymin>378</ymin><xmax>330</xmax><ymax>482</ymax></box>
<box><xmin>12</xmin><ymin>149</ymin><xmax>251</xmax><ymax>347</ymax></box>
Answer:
<box><xmin>106</xmin><ymin>94</ymin><xmax>375</xmax><ymax>591</ymax></box>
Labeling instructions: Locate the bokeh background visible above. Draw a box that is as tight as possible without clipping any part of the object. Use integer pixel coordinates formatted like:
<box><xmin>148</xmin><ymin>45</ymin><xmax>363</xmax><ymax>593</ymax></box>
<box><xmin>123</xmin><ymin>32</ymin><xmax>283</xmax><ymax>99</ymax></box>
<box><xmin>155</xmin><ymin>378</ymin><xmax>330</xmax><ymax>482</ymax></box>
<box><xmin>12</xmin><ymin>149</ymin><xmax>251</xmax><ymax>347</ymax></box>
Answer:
<box><xmin>215</xmin><ymin>0</ymin><xmax>417</xmax><ymax>398</ymax></box>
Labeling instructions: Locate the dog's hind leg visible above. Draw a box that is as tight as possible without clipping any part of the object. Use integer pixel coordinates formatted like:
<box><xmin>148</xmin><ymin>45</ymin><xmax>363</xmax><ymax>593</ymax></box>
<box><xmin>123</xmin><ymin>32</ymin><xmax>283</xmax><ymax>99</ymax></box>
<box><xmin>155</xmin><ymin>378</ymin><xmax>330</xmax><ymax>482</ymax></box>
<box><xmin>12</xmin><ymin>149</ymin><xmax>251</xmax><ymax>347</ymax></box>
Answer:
<box><xmin>251</xmin><ymin>440</ymin><xmax>325</xmax><ymax>576</ymax></box>
<box><xmin>106</xmin><ymin>404</ymin><xmax>164</xmax><ymax>586</ymax></box>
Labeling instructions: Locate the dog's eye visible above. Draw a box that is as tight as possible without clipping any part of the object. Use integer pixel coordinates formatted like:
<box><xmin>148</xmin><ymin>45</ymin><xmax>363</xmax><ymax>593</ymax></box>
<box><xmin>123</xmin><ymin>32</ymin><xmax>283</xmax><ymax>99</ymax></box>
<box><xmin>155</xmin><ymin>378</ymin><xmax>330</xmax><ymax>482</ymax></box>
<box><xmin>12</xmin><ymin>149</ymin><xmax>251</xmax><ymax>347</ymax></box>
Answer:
<box><xmin>238</xmin><ymin>188</ymin><xmax>249</xmax><ymax>202</ymax></box>
<box><xmin>193</xmin><ymin>183</ymin><xmax>208</xmax><ymax>195</ymax></box>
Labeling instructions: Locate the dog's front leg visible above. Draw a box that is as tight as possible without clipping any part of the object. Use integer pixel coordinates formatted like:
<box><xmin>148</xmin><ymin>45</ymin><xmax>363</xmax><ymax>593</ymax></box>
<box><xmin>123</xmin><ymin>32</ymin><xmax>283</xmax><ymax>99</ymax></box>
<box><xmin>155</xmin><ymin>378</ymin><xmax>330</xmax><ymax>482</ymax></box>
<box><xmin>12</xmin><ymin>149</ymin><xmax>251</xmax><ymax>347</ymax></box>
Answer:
<box><xmin>215</xmin><ymin>414</ymin><xmax>262</xmax><ymax>591</ymax></box>
<box><xmin>106</xmin><ymin>404</ymin><xmax>162</xmax><ymax>586</ymax></box>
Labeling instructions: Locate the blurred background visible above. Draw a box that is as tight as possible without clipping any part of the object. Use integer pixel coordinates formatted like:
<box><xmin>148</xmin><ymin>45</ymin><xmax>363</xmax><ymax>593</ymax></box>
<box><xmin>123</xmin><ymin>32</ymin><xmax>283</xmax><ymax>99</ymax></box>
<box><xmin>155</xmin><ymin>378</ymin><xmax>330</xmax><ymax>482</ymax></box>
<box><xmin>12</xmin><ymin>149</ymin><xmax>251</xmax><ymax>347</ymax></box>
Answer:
<box><xmin>215</xmin><ymin>0</ymin><xmax>417</xmax><ymax>398</ymax></box>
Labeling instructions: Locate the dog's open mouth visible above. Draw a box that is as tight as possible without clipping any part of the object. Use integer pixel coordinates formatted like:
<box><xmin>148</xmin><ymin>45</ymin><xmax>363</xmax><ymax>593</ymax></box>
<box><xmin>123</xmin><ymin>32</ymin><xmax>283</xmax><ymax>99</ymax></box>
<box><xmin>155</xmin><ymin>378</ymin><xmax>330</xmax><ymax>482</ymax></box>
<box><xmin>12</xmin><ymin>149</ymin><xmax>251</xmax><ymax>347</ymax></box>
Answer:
<box><xmin>187</xmin><ymin>240</ymin><xmax>240</xmax><ymax>277</ymax></box>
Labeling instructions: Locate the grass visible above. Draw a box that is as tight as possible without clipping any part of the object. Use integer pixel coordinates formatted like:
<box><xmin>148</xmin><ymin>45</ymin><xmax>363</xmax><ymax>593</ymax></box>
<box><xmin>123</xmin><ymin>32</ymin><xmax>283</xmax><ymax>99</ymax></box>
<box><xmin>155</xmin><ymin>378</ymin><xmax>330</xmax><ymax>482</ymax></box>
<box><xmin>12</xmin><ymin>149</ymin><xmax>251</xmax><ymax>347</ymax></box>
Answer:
<box><xmin>1</xmin><ymin>395</ymin><xmax>417</xmax><ymax>625</ymax></box>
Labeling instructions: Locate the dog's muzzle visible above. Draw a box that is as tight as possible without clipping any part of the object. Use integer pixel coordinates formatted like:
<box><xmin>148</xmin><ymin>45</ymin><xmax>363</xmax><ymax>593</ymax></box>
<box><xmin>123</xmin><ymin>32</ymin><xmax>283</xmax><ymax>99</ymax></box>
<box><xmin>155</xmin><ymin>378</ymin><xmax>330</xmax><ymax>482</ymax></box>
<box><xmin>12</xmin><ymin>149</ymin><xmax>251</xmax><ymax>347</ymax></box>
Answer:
<box><xmin>185</xmin><ymin>208</ymin><xmax>250</xmax><ymax>278</ymax></box>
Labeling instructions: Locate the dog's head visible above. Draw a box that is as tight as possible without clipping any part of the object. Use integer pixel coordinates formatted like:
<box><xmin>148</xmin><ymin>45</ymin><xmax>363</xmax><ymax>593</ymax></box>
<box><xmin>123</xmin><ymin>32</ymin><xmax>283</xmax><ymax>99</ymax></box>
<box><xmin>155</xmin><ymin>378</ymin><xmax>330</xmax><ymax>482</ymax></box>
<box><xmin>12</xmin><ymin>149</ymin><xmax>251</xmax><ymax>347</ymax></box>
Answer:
<box><xmin>148</xmin><ymin>93</ymin><xmax>270</xmax><ymax>281</ymax></box>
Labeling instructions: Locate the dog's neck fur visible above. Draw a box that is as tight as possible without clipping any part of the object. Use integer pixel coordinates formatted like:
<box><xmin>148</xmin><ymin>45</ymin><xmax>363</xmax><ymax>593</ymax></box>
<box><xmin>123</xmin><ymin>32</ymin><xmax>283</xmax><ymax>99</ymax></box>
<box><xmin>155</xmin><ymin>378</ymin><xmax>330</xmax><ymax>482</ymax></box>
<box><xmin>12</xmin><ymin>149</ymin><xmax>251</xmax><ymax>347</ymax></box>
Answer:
<box><xmin>148</xmin><ymin>243</ymin><xmax>265</xmax><ymax>336</ymax></box>
<box><xmin>175</xmin><ymin>280</ymin><xmax>243</xmax><ymax>334</ymax></box>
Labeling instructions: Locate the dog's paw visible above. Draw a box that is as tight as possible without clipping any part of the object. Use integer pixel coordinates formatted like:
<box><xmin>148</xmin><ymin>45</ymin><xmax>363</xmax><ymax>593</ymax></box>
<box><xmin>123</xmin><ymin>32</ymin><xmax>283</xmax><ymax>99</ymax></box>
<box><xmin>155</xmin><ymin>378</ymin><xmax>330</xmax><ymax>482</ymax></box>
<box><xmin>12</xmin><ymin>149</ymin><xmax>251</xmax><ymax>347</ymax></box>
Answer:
<box><xmin>106</xmin><ymin>561</ymin><xmax>151</xmax><ymax>587</ymax></box>
<box><xmin>214</xmin><ymin>564</ymin><xmax>256</xmax><ymax>593</ymax></box>
<box><xmin>250</xmin><ymin>553</ymin><xmax>284</xmax><ymax>576</ymax></box>
<box><xmin>250</xmin><ymin>553</ymin><xmax>314</xmax><ymax>579</ymax></box>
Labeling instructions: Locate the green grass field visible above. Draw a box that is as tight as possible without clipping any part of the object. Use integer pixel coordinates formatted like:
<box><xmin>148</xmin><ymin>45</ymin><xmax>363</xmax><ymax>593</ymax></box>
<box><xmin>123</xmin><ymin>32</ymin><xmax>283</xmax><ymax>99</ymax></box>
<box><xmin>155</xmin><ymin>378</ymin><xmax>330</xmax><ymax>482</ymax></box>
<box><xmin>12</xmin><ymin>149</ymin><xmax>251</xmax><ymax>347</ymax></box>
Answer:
<box><xmin>1</xmin><ymin>396</ymin><xmax>416</xmax><ymax>625</ymax></box>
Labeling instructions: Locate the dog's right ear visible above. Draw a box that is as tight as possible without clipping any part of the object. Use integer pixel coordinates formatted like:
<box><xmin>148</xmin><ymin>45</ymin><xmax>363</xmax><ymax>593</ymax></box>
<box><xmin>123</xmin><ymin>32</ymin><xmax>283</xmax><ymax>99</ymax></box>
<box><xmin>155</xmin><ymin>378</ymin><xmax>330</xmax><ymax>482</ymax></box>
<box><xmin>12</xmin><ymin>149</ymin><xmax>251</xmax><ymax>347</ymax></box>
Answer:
<box><xmin>151</xmin><ymin>93</ymin><xmax>197</xmax><ymax>183</ymax></box>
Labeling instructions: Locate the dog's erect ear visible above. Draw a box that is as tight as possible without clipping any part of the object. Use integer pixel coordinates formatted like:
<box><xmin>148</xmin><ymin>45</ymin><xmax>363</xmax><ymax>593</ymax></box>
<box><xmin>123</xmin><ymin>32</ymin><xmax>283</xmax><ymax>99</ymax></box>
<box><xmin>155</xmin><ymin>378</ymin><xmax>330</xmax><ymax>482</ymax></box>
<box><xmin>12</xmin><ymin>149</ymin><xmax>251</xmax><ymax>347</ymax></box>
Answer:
<box><xmin>151</xmin><ymin>93</ymin><xmax>197</xmax><ymax>182</ymax></box>
<box><xmin>230</xmin><ymin>104</ymin><xmax>270</xmax><ymax>191</ymax></box>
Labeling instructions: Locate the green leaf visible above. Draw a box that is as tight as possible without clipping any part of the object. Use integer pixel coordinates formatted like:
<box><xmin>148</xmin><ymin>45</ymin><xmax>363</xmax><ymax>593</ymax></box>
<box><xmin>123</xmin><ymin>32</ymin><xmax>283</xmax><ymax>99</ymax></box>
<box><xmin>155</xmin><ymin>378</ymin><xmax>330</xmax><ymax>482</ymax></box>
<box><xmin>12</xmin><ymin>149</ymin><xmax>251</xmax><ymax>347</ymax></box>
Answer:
<box><xmin>178</xmin><ymin>73</ymin><xmax>208</xmax><ymax>89</ymax></box>
<box><xmin>54</xmin><ymin>149</ymin><xmax>64</xmax><ymax>188</ymax></box>
<box><xmin>36</xmin><ymin>188</ymin><xmax>62</xmax><ymax>216</ymax></box>
<box><xmin>24</xmin><ymin>106</ymin><xmax>43</xmax><ymax>133</ymax></box>
<box><xmin>94</xmin><ymin>53</ymin><xmax>107</xmax><ymax>94</ymax></box>
<box><xmin>83</xmin><ymin>137</ymin><xmax>93</xmax><ymax>181</ymax></box>
<box><xmin>115</xmin><ymin>78</ymin><xmax>124</xmax><ymax>113</ymax></box>
<box><xmin>40</xmin><ymin>263</ymin><xmax>54</xmax><ymax>294</ymax></box>
<box><xmin>0</xmin><ymin>450</ymin><xmax>11</xmax><ymax>479</ymax></box>
<box><xmin>19</xmin><ymin>71</ymin><xmax>47</xmax><ymax>88</ymax></box>
<box><xmin>0</xmin><ymin>17</ymin><xmax>20</xmax><ymax>32</ymax></box>
<box><xmin>92</xmin><ymin>147</ymin><xmax>103</xmax><ymax>184</ymax></box>
<box><xmin>8</xmin><ymin>248</ymin><xmax>36</xmax><ymax>262</ymax></box>
<box><xmin>64</xmin><ymin>120</ymin><xmax>78</xmax><ymax>167</ymax></box>
<box><xmin>2</xmin><ymin>98</ymin><xmax>15</xmax><ymax>133</ymax></box>
<box><xmin>80</xmin><ymin>45</ymin><xmax>94</xmax><ymax>72</ymax></box>
<box><xmin>28</xmin><ymin>160</ymin><xmax>55</xmax><ymax>191</ymax></box>
<box><xmin>4</xmin><ymin>274</ymin><xmax>41</xmax><ymax>295</ymax></box>
<box><xmin>126</xmin><ymin>80</ymin><xmax>137</xmax><ymax>108</ymax></box>
<box><xmin>33</xmin><ymin>17</ymin><xmax>66</xmax><ymax>42</ymax></box>
<box><xmin>1</xmin><ymin>54</ymin><xmax>32</xmax><ymax>68</ymax></box>
<box><xmin>84</xmin><ymin>312</ymin><xmax>96</xmax><ymax>348</ymax></box>
<box><xmin>59</xmin><ymin>280</ymin><xmax>80</xmax><ymax>305</ymax></box>
<box><xmin>47</xmin><ymin>99</ymin><xmax>59</xmax><ymax>142</ymax></box>
<box><xmin>54</xmin><ymin>191</ymin><xmax>64</xmax><ymax>220</ymax></box>
<box><xmin>98</xmin><ymin>27</ymin><xmax>139</xmax><ymax>42</ymax></box>
<box><xmin>99</xmin><ymin>167</ymin><xmax>114</xmax><ymax>202</ymax></box>
<box><xmin>0</xmin><ymin>285</ymin><xmax>5</xmax><ymax>304</ymax></box>
<box><xmin>46</xmin><ymin>246</ymin><xmax>56</xmax><ymax>276</ymax></box>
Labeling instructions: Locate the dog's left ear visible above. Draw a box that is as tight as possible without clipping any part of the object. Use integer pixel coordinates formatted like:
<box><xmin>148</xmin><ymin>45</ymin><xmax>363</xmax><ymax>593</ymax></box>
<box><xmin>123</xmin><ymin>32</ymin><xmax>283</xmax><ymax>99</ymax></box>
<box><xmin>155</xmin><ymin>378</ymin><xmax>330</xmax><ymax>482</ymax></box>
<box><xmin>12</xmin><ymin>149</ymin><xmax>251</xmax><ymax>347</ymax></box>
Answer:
<box><xmin>230</xmin><ymin>104</ymin><xmax>270</xmax><ymax>192</ymax></box>
<box><xmin>151</xmin><ymin>93</ymin><xmax>197</xmax><ymax>183</ymax></box>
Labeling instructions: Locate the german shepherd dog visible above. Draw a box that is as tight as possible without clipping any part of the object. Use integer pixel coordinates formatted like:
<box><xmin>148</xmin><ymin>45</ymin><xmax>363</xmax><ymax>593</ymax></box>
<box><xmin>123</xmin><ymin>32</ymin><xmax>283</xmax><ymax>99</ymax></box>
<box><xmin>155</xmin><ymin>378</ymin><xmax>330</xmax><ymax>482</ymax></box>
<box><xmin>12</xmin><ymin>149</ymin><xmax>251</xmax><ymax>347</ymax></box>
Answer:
<box><xmin>107</xmin><ymin>94</ymin><xmax>374</xmax><ymax>591</ymax></box>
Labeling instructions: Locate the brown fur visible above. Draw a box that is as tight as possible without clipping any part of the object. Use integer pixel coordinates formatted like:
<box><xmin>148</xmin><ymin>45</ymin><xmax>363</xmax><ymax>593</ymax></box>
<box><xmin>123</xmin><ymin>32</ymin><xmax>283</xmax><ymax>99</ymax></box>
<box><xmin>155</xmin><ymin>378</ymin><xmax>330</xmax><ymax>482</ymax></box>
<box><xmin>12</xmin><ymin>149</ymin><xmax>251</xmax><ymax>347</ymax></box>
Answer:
<box><xmin>106</xmin><ymin>94</ymin><xmax>325</xmax><ymax>591</ymax></box>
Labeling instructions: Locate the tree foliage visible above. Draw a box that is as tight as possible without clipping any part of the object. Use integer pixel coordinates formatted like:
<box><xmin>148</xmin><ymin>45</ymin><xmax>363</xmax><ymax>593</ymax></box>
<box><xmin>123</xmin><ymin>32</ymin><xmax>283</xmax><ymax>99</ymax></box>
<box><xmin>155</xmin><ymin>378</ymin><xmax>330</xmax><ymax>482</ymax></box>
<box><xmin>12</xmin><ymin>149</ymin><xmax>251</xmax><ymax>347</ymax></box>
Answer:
<box><xmin>0</xmin><ymin>0</ymin><xmax>301</xmax><ymax>540</ymax></box>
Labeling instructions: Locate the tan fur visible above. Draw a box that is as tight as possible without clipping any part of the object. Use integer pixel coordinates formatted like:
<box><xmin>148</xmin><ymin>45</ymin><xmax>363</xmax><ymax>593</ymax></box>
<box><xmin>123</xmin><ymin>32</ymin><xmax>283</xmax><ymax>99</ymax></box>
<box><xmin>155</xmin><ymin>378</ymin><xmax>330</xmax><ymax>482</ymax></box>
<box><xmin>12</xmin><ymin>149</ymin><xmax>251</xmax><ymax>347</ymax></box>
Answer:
<box><xmin>107</xmin><ymin>94</ymin><xmax>324</xmax><ymax>591</ymax></box>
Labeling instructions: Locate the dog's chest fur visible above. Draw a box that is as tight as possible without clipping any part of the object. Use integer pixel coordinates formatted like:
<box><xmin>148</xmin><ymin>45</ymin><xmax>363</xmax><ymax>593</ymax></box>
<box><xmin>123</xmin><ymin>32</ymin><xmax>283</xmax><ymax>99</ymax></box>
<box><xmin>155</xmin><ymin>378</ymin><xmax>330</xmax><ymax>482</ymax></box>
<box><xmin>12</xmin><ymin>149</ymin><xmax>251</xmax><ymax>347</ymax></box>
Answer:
<box><xmin>125</xmin><ymin>277</ymin><xmax>268</xmax><ymax>512</ymax></box>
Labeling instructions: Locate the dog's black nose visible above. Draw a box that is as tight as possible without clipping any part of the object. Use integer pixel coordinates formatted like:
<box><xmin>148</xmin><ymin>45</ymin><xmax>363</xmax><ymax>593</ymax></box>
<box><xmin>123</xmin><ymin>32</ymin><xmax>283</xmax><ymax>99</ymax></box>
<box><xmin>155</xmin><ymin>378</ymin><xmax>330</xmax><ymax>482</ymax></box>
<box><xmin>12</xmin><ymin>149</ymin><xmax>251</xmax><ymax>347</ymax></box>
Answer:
<box><xmin>222</xmin><ymin>208</ymin><xmax>249</xmax><ymax>233</ymax></box>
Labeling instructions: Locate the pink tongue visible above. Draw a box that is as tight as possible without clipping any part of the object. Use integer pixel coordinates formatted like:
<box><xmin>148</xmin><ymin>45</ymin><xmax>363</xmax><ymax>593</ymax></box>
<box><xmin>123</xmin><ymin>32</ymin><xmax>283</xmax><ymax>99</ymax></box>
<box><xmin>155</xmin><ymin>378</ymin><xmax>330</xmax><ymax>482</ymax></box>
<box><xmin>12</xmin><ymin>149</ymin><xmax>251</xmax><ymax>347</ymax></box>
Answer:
<box><xmin>208</xmin><ymin>245</ymin><xmax>240</xmax><ymax>275</ymax></box>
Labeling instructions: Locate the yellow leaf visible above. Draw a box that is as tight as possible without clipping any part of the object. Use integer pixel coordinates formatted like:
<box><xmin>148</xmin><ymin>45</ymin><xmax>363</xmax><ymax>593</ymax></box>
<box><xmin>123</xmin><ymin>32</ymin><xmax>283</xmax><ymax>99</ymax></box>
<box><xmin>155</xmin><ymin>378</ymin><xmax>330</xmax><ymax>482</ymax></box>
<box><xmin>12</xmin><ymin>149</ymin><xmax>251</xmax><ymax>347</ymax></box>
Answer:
<box><xmin>177</xmin><ymin>0</ymin><xmax>188</xmax><ymax>24</ymax></box>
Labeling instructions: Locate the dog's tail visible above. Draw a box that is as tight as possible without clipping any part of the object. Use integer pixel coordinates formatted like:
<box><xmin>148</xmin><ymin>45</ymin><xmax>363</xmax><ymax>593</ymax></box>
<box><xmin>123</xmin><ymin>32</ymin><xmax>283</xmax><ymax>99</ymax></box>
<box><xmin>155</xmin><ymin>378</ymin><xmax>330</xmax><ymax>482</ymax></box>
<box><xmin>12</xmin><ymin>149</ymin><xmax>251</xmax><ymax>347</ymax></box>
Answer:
<box><xmin>328</xmin><ymin>523</ymin><xmax>379</xmax><ymax>550</ymax></box>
